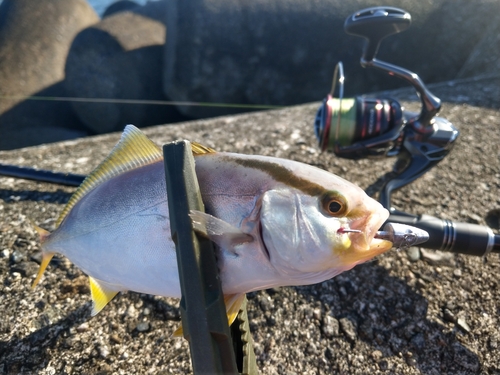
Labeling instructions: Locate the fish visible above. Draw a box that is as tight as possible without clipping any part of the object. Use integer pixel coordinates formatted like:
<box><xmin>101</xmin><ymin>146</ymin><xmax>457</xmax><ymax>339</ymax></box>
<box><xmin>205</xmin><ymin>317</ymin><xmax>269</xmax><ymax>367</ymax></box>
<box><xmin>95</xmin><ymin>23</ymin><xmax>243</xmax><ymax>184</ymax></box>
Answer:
<box><xmin>32</xmin><ymin>125</ymin><xmax>392</xmax><ymax>325</ymax></box>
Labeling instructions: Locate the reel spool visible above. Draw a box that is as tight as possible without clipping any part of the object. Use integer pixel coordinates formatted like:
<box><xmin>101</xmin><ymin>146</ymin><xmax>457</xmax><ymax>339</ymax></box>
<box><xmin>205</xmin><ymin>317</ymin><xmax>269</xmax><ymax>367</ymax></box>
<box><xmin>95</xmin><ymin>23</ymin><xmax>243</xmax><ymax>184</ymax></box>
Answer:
<box><xmin>314</xmin><ymin>62</ymin><xmax>403</xmax><ymax>158</ymax></box>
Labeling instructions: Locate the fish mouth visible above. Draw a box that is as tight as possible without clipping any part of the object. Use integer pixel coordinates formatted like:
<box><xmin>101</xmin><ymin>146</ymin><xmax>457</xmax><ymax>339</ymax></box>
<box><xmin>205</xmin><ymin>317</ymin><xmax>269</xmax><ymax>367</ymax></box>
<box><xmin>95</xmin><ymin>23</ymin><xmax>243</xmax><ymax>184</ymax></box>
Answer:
<box><xmin>338</xmin><ymin>212</ymin><xmax>392</xmax><ymax>265</ymax></box>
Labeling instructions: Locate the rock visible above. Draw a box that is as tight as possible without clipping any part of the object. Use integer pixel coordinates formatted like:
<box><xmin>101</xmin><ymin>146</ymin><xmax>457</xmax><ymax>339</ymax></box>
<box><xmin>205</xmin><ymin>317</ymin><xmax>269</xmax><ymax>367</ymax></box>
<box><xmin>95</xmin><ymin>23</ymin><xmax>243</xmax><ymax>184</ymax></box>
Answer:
<box><xmin>164</xmin><ymin>0</ymin><xmax>361</xmax><ymax>118</ymax></box>
<box><xmin>445</xmin><ymin>301</ymin><xmax>456</xmax><ymax>311</ymax></box>
<box><xmin>405</xmin><ymin>352</ymin><xmax>417</xmax><ymax>367</ymax></box>
<box><xmin>258</xmin><ymin>295</ymin><xmax>272</xmax><ymax>312</ymax></box>
<box><xmin>30</xmin><ymin>252</ymin><xmax>43</xmax><ymax>264</ymax></box>
<box><xmin>135</xmin><ymin>321</ymin><xmax>150</xmax><ymax>332</ymax></box>
<box><xmin>60</xmin><ymin>275</ymin><xmax>90</xmax><ymax>296</ymax></box>
<box><xmin>371</xmin><ymin>350</ymin><xmax>383</xmax><ymax>362</ymax></box>
<box><xmin>339</xmin><ymin>317</ymin><xmax>357</xmax><ymax>342</ymax></box>
<box><xmin>76</xmin><ymin>322</ymin><xmax>89</xmax><ymax>333</ymax></box>
<box><xmin>378</xmin><ymin>360</ymin><xmax>389</xmax><ymax>372</ymax></box>
<box><xmin>489</xmin><ymin>337</ymin><xmax>498</xmax><ymax>350</ymax></box>
<box><xmin>102</xmin><ymin>0</ymin><xmax>139</xmax><ymax>17</ymax></box>
<box><xmin>72</xmin><ymin>275</ymin><xmax>91</xmax><ymax>295</ymax></box>
<box><xmin>312</xmin><ymin>308</ymin><xmax>322</xmax><ymax>321</ymax></box>
<box><xmin>0</xmin><ymin>84</ymin><xmax>89</xmax><ymax>150</ymax></box>
<box><xmin>10</xmin><ymin>261</ymin><xmax>38</xmax><ymax>277</ymax></box>
<box><xmin>266</xmin><ymin>315</ymin><xmax>277</xmax><ymax>327</ymax></box>
<box><xmin>98</xmin><ymin>345</ymin><xmax>110</xmax><ymax>358</ymax></box>
<box><xmin>0</xmin><ymin>0</ymin><xmax>98</xmax><ymax>150</ymax></box>
<box><xmin>64</xmin><ymin>0</ymin><xmax>186</xmax><ymax>135</ymax></box>
<box><xmin>456</xmin><ymin>317</ymin><xmax>471</xmax><ymax>333</ymax></box>
<box><xmin>485</xmin><ymin>208</ymin><xmax>500</xmax><ymax>230</ymax></box>
<box><xmin>126</xmin><ymin>305</ymin><xmax>137</xmax><ymax>318</ymax></box>
<box><xmin>322</xmin><ymin>315</ymin><xmax>339</xmax><ymax>338</ymax></box>
<box><xmin>9</xmin><ymin>249</ymin><xmax>25</xmax><ymax>264</ymax></box>
<box><xmin>420</xmin><ymin>249</ymin><xmax>456</xmax><ymax>267</ymax></box>
<box><xmin>110</xmin><ymin>334</ymin><xmax>123</xmax><ymax>344</ymax></box>
<box><xmin>443</xmin><ymin>308</ymin><xmax>455</xmax><ymax>323</ymax></box>
<box><xmin>306</xmin><ymin>342</ymin><xmax>317</xmax><ymax>355</ymax></box>
<box><xmin>324</xmin><ymin>347</ymin><xmax>334</xmax><ymax>360</ymax></box>
<box><xmin>406</xmin><ymin>247</ymin><xmax>421</xmax><ymax>262</ymax></box>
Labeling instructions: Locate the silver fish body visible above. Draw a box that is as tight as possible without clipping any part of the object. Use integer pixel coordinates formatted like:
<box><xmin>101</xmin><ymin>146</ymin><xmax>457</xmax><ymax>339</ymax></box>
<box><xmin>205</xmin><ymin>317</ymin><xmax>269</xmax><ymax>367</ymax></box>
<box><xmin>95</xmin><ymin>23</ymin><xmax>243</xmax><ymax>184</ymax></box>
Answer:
<box><xmin>35</xmin><ymin>126</ymin><xmax>392</xmax><ymax>314</ymax></box>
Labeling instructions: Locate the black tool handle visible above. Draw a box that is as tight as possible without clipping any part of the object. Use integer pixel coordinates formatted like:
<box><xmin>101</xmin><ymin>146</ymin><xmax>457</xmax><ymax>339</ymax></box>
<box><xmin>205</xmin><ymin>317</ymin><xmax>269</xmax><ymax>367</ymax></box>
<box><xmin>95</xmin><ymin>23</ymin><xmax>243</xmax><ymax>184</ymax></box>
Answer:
<box><xmin>163</xmin><ymin>141</ymin><xmax>239</xmax><ymax>374</ymax></box>
<box><xmin>388</xmin><ymin>213</ymin><xmax>499</xmax><ymax>256</ymax></box>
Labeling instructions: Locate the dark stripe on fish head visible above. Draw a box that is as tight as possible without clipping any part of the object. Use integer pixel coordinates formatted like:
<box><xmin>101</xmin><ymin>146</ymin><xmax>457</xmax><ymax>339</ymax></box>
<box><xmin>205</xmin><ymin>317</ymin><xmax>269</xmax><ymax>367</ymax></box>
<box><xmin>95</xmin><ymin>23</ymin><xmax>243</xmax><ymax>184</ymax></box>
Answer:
<box><xmin>225</xmin><ymin>156</ymin><xmax>328</xmax><ymax>197</ymax></box>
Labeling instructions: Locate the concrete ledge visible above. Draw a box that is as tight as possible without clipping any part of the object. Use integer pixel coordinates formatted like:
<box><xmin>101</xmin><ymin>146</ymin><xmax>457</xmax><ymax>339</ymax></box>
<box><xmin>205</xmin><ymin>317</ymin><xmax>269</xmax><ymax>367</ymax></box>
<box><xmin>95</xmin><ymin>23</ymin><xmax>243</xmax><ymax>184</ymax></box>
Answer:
<box><xmin>0</xmin><ymin>78</ymin><xmax>499</xmax><ymax>373</ymax></box>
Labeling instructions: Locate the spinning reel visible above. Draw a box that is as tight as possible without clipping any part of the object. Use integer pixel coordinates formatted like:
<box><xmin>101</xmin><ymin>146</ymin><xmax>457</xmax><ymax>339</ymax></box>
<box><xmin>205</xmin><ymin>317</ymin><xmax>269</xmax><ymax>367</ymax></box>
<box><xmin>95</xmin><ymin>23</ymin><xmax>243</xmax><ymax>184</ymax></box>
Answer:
<box><xmin>314</xmin><ymin>6</ymin><xmax>459</xmax><ymax>209</ymax></box>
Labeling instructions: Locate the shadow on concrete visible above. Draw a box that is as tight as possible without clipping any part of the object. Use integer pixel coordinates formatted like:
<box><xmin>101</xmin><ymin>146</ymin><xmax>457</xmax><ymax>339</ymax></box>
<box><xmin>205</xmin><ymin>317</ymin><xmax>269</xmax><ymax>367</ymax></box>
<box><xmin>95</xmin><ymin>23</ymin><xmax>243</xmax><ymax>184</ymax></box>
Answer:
<box><xmin>0</xmin><ymin>305</ymin><xmax>91</xmax><ymax>374</ymax></box>
<box><xmin>0</xmin><ymin>292</ymin><xmax>181</xmax><ymax>374</ymax></box>
<box><xmin>285</xmin><ymin>262</ymin><xmax>481</xmax><ymax>373</ymax></box>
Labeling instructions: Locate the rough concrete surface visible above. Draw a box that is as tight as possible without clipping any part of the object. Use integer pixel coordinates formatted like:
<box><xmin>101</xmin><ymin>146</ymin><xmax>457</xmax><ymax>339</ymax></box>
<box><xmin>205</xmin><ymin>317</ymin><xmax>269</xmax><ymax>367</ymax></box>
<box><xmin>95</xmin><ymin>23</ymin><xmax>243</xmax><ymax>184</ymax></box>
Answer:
<box><xmin>0</xmin><ymin>78</ymin><xmax>499</xmax><ymax>374</ymax></box>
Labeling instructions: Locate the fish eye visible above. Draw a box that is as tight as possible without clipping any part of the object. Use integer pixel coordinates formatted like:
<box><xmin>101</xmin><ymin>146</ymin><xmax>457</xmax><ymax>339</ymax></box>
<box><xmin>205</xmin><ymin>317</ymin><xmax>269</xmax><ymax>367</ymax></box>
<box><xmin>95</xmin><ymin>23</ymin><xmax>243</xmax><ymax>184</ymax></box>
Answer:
<box><xmin>328</xmin><ymin>201</ymin><xmax>342</xmax><ymax>213</ymax></box>
<box><xmin>321</xmin><ymin>192</ymin><xmax>348</xmax><ymax>217</ymax></box>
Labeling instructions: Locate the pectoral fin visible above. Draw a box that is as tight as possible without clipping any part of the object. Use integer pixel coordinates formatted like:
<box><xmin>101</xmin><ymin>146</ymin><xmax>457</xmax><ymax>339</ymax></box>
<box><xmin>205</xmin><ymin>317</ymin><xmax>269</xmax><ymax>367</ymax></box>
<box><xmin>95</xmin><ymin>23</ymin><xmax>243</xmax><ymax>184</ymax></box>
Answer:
<box><xmin>172</xmin><ymin>293</ymin><xmax>246</xmax><ymax>337</ymax></box>
<box><xmin>89</xmin><ymin>277</ymin><xmax>119</xmax><ymax>316</ymax></box>
<box><xmin>189</xmin><ymin>210</ymin><xmax>253</xmax><ymax>253</ymax></box>
<box><xmin>224</xmin><ymin>293</ymin><xmax>247</xmax><ymax>327</ymax></box>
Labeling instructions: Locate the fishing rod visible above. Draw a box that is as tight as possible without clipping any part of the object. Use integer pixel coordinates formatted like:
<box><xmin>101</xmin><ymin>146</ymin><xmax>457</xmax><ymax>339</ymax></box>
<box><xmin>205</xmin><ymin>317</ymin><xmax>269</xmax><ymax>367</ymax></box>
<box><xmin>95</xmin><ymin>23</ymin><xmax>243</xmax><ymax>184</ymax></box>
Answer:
<box><xmin>313</xmin><ymin>6</ymin><xmax>499</xmax><ymax>256</ymax></box>
<box><xmin>0</xmin><ymin>163</ymin><xmax>86</xmax><ymax>186</ymax></box>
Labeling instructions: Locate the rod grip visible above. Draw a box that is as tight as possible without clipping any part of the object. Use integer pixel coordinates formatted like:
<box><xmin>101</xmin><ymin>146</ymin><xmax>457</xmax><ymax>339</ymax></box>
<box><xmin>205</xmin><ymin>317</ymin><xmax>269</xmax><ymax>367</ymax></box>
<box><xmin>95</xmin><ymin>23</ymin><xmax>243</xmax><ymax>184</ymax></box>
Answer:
<box><xmin>388</xmin><ymin>213</ymin><xmax>498</xmax><ymax>256</ymax></box>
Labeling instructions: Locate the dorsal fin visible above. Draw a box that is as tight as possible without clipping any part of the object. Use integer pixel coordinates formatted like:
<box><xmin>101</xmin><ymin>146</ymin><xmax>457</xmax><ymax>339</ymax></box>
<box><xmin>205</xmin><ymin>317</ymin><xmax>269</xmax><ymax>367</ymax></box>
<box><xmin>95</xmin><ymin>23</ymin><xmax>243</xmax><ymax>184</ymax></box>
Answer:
<box><xmin>56</xmin><ymin>125</ymin><xmax>163</xmax><ymax>227</ymax></box>
<box><xmin>56</xmin><ymin>126</ymin><xmax>216</xmax><ymax>227</ymax></box>
<box><xmin>191</xmin><ymin>141</ymin><xmax>216</xmax><ymax>155</ymax></box>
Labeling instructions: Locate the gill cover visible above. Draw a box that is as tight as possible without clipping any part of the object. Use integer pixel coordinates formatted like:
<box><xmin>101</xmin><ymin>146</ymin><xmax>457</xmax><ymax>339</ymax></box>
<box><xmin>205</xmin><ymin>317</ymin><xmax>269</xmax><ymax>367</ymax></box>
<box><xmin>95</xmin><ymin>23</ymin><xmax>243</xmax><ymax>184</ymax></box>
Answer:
<box><xmin>260</xmin><ymin>189</ymin><xmax>347</xmax><ymax>275</ymax></box>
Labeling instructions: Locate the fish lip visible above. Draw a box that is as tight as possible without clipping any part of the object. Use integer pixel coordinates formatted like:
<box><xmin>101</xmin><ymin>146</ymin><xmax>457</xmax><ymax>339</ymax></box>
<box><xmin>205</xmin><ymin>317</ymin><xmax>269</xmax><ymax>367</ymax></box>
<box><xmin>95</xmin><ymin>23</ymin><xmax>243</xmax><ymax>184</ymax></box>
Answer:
<box><xmin>340</xmin><ymin>211</ymin><xmax>392</xmax><ymax>264</ymax></box>
<box><xmin>349</xmin><ymin>210</ymin><xmax>387</xmax><ymax>246</ymax></box>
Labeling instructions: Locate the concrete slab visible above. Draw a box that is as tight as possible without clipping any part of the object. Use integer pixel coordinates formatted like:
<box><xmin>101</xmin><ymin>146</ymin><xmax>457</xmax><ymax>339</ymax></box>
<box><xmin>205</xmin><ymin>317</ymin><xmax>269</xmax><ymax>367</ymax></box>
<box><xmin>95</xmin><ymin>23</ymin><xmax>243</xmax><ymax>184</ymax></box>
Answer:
<box><xmin>0</xmin><ymin>78</ymin><xmax>499</xmax><ymax>374</ymax></box>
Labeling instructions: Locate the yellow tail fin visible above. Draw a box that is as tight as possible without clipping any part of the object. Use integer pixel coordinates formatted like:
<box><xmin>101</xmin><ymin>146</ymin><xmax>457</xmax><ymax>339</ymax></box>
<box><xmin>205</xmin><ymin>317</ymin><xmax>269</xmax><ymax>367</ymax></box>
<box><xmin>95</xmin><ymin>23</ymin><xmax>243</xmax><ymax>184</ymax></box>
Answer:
<box><xmin>31</xmin><ymin>225</ymin><xmax>54</xmax><ymax>289</ymax></box>
<box><xmin>32</xmin><ymin>252</ymin><xmax>54</xmax><ymax>289</ymax></box>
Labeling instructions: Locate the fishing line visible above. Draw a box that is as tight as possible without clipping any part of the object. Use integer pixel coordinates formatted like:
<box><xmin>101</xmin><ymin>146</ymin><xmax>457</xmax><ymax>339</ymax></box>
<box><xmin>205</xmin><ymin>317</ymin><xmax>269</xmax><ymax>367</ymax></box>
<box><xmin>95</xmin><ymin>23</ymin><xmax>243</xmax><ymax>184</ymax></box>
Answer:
<box><xmin>0</xmin><ymin>95</ymin><xmax>284</xmax><ymax>110</ymax></box>
<box><xmin>0</xmin><ymin>95</ymin><xmax>284</xmax><ymax>184</ymax></box>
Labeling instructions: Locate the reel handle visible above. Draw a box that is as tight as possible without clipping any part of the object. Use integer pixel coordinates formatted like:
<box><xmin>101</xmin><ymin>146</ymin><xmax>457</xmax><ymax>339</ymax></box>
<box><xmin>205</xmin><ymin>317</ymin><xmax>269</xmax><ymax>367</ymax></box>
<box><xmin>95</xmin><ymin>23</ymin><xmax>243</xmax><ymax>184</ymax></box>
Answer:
<box><xmin>345</xmin><ymin>6</ymin><xmax>441</xmax><ymax>134</ymax></box>
<box><xmin>344</xmin><ymin>7</ymin><xmax>411</xmax><ymax>62</ymax></box>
